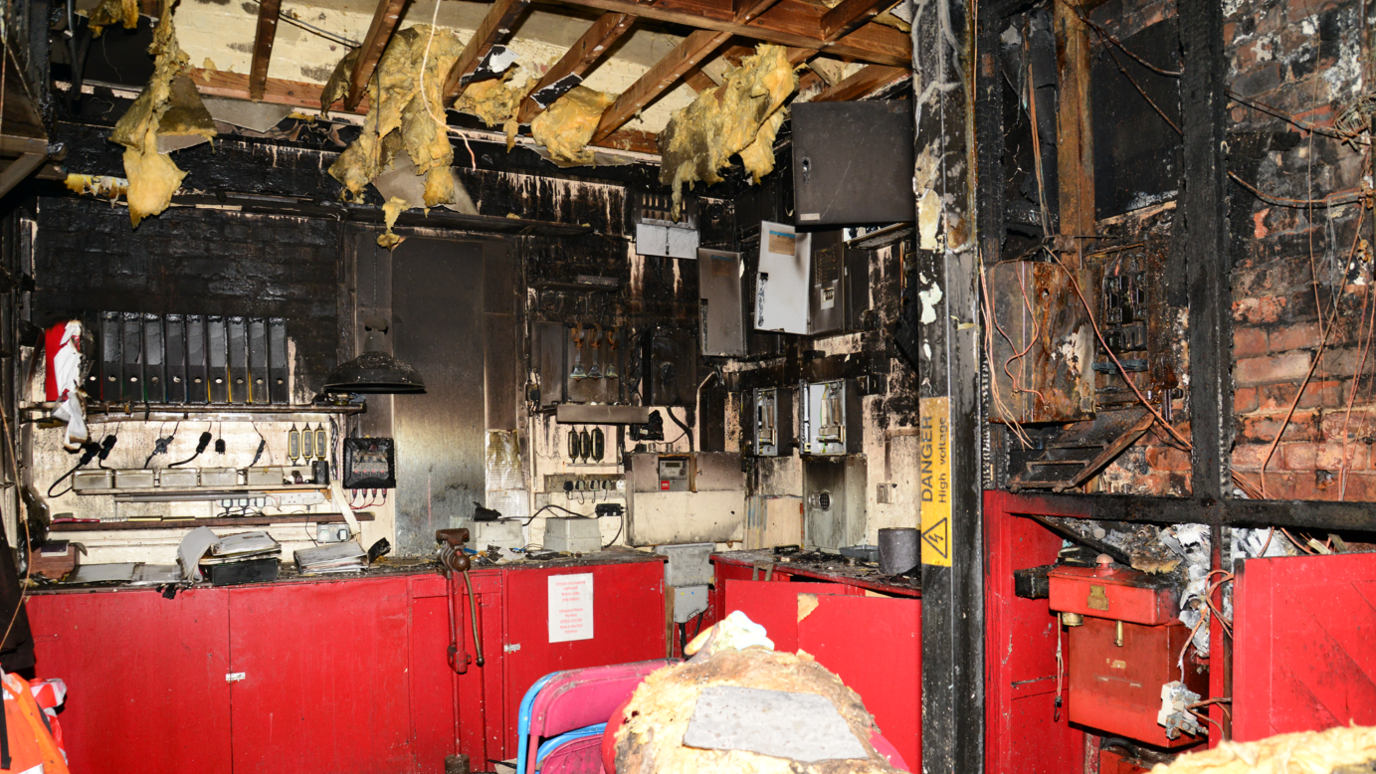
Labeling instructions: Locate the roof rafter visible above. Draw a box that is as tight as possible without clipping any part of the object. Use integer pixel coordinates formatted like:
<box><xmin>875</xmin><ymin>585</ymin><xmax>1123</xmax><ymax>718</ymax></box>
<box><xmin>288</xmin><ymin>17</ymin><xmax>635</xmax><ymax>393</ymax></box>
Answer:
<box><xmin>591</xmin><ymin>28</ymin><xmax>731</xmax><ymax>143</ymax></box>
<box><xmin>248</xmin><ymin>0</ymin><xmax>282</xmax><ymax>101</ymax></box>
<box><xmin>515</xmin><ymin>11</ymin><xmax>635</xmax><ymax>124</ymax></box>
<box><xmin>529</xmin><ymin>0</ymin><xmax>909</xmax><ymax>65</ymax></box>
<box><xmin>819</xmin><ymin>0</ymin><xmax>892</xmax><ymax>41</ymax></box>
<box><xmin>346</xmin><ymin>0</ymin><xmax>410</xmax><ymax>110</ymax></box>
<box><xmin>443</xmin><ymin>0</ymin><xmax>533</xmax><ymax>103</ymax></box>
<box><xmin>809</xmin><ymin>63</ymin><xmax>907</xmax><ymax>102</ymax></box>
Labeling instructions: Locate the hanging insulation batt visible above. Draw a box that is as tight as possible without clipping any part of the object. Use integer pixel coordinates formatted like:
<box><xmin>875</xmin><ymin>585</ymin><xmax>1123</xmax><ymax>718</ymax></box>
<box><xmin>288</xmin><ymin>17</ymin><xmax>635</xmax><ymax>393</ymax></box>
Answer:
<box><xmin>1148</xmin><ymin>725</ymin><xmax>1376</xmax><ymax>774</ymax></box>
<box><xmin>531</xmin><ymin>86</ymin><xmax>615</xmax><ymax>166</ymax></box>
<box><xmin>658</xmin><ymin>44</ymin><xmax>797</xmax><ymax>217</ymax></box>
<box><xmin>614</xmin><ymin>648</ymin><xmax>903</xmax><ymax>774</ymax></box>
<box><xmin>325</xmin><ymin>26</ymin><xmax>465</xmax><ymax>245</ymax></box>
<box><xmin>109</xmin><ymin>0</ymin><xmax>215</xmax><ymax>227</ymax></box>
<box><xmin>85</xmin><ymin>0</ymin><xmax>138</xmax><ymax>36</ymax></box>
<box><xmin>452</xmin><ymin>71</ymin><xmax>531</xmax><ymax>149</ymax></box>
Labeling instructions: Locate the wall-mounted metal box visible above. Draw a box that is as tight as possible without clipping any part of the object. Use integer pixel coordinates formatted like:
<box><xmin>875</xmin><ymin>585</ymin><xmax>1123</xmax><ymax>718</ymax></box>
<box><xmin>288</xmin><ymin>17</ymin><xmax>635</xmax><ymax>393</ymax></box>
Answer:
<box><xmin>792</xmin><ymin>101</ymin><xmax>916</xmax><ymax>226</ymax></box>
<box><xmin>625</xmin><ymin>452</ymin><xmax>744</xmax><ymax>546</ymax></box>
<box><xmin>742</xmin><ymin>387</ymin><xmax>792</xmax><ymax>457</ymax></box>
<box><xmin>754</xmin><ymin>221</ymin><xmax>810</xmax><ymax>335</ymax></box>
<box><xmin>804</xmin><ymin>456</ymin><xmax>867</xmax><ymax>551</ymax></box>
<box><xmin>643</xmin><ymin>328</ymin><xmax>697</xmax><ymax>407</ymax></box>
<box><xmin>808</xmin><ymin>230</ymin><xmax>846</xmax><ymax>335</ymax></box>
<box><xmin>698</xmin><ymin>248</ymin><xmax>747</xmax><ymax>357</ymax></box>
<box><xmin>534</xmin><ymin>321</ymin><xmax>624</xmax><ymax>407</ymax></box>
<box><xmin>800</xmin><ymin>379</ymin><xmax>862</xmax><ymax>456</ymax></box>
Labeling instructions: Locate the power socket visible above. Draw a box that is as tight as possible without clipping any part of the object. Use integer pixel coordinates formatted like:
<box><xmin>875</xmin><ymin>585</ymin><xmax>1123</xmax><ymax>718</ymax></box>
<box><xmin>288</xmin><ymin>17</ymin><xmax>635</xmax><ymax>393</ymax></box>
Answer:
<box><xmin>316</xmin><ymin>524</ymin><xmax>351</xmax><ymax>543</ymax></box>
<box><xmin>276</xmin><ymin>491</ymin><xmax>325</xmax><ymax>506</ymax></box>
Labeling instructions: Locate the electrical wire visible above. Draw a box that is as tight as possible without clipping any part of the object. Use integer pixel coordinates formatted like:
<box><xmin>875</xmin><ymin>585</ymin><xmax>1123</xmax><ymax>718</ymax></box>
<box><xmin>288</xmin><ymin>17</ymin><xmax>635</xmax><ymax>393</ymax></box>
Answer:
<box><xmin>521</xmin><ymin>503</ymin><xmax>589</xmax><ymax>525</ymax></box>
<box><xmin>667</xmin><ymin>407</ymin><xmax>693</xmax><ymax>454</ymax></box>
<box><xmin>168</xmin><ymin>431</ymin><xmax>213</xmax><ymax>468</ymax></box>
<box><xmin>601</xmin><ymin>514</ymin><xmax>623</xmax><ymax>549</ymax></box>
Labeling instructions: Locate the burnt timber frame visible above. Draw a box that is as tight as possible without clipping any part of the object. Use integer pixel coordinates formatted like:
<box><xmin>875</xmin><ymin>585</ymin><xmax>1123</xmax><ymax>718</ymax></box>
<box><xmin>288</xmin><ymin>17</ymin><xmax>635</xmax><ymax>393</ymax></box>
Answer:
<box><xmin>916</xmin><ymin>1</ymin><xmax>982</xmax><ymax>772</ymax></box>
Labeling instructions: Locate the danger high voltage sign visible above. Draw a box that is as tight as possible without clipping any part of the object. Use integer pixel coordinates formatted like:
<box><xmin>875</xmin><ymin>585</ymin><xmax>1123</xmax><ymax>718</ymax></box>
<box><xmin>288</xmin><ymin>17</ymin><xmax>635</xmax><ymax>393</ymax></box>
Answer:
<box><xmin>918</xmin><ymin>397</ymin><xmax>951</xmax><ymax>567</ymax></box>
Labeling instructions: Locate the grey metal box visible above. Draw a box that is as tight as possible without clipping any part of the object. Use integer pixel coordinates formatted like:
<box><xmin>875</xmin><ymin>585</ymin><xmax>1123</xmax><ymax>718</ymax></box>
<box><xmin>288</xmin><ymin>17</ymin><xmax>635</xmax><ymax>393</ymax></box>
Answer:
<box><xmin>158</xmin><ymin>468</ymin><xmax>199</xmax><ymax>489</ymax></box>
<box><xmin>792</xmin><ymin>101</ymin><xmax>915</xmax><ymax>226</ymax></box>
<box><xmin>808</xmin><ymin>230</ymin><xmax>846</xmax><ymax>335</ymax></box>
<box><xmin>245</xmin><ymin>467</ymin><xmax>288</xmax><ymax>487</ymax></box>
<box><xmin>456</xmin><ymin>519</ymin><xmax>526</xmax><ymax>551</ymax></box>
<box><xmin>804</xmin><ymin>456</ymin><xmax>867</xmax><ymax>552</ymax></box>
<box><xmin>200</xmin><ymin>468</ymin><xmax>239</xmax><ymax>487</ymax></box>
<box><xmin>72</xmin><ymin>470</ymin><xmax>114</xmax><ymax>492</ymax></box>
<box><xmin>742</xmin><ymin>387</ymin><xmax>792</xmax><ymax>457</ymax></box>
<box><xmin>544</xmin><ymin>517</ymin><xmax>602</xmax><ymax>553</ymax></box>
<box><xmin>114</xmin><ymin>469</ymin><xmax>155</xmax><ymax>489</ymax></box>
<box><xmin>698</xmin><ymin>249</ymin><xmax>746</xmax><ymax>357</ymax></box>
<box><xmin>800</xmin><ymin>379</ymin><xmax>863</xmax><ymax>456</ymax></box>
<box><xmin>654</xmin><ymin>542</ymin><xmax>715</xmax><ymax>587</ymax></box>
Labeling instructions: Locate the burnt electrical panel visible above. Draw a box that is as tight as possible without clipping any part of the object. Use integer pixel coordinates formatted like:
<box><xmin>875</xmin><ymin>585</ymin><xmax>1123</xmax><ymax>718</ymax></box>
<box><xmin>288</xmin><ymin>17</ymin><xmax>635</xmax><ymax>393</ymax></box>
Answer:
<box><xmin>742</xmin><ymin>386</ymin><xmax>793</xmax><ymax>457</ymax></box>
<box><xmin>534</xmin><ymin>321</ymin><xmax>625</xmax><ymax>407</ymax></box>
<box><xmin>643</xmin><ymin>328</ymin><xmax>698</xmax><ymax>407</ymax></box>
<box><xmin>808</xmin><ymin>230</ymin><xmax>845</xmax><ymax>335</ymax></box>
<box><xmin>1093</xmin><ymin>243</ymin><xmax>1179</xmax><ymax>412</ymax></box>
<box><xmin>698</xmin><ymin>248</ymin><xmax>747</xmax><ymax>357</ymax></box>
<box><xmin>800</xmin><ymin>378</ymin><xmax>862</xmax><ymax>456</ymax></box>
<box><xmin>792</xmin><ymin>102</ymin><xmax>916</xmax><ymax>226</ymax></box>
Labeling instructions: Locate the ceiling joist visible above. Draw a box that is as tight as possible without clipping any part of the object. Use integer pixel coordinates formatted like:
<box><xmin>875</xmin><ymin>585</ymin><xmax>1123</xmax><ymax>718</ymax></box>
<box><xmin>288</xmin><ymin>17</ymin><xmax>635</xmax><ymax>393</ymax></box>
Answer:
<box><xmin>532</xmin><ymin>0</ymin><xmax>908</xmax><ymax>66</ymax></box>
<box><xmin>810</xmin><ymin>63</ymin><xmax>906</xmax><ymax>102</ymax></box>
<box><xmin>346</xmin><ymin>0</ymin><xmax>410</xmax><ymax>110</ymax></box>
<box><xmin>248</xmin><ymin>0</ymin><xmax>282</xmax><ymax>101</ymax></box>
<box><xmin>591</xmin><ymin>28</ymin><xmax>732</xmax><ymax>143</ymax></box>
<box><xmin>444</xmin><ymin>0</ymin><xmax>534</xmax><ymax>103</ymax></box>
<box><xmin>819</xmin><ymin>0</ymin><xmax>892</xmax><ymax>41</ymax></box>
<box><xmin>515</xmin><ymin>11</ymin><xmax>636</xmax><ymax>124</ymax></box>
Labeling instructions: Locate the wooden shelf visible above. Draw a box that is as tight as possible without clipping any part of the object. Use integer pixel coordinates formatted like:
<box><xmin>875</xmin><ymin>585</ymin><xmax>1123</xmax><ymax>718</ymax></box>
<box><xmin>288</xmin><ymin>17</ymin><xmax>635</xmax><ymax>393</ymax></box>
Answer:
<box><xmin>23</xmin><ymin>402</ymin><xmax>364</xmax><ymax>424</ymax></box>
<box><xmin>49</xmin><ymin>511</ymin><xmax>376</xmax><ymax>532</ymax></box>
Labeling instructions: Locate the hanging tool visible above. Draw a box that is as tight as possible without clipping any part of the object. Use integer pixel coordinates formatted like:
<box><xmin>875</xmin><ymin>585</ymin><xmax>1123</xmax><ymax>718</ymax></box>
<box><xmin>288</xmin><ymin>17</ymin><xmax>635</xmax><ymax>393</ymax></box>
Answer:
<box><xmin>436</xmin><ymin>528</ymin><xmax>484</xmax><ymax>673</ymax></box>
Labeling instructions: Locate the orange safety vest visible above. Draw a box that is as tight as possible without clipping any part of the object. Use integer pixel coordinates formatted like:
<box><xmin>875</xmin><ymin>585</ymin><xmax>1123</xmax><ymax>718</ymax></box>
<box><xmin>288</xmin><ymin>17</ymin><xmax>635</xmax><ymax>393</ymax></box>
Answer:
<box><xmin>0</xmin><ymin>672</ymin><xmax>68</xmax><ymax>774</ymax></box>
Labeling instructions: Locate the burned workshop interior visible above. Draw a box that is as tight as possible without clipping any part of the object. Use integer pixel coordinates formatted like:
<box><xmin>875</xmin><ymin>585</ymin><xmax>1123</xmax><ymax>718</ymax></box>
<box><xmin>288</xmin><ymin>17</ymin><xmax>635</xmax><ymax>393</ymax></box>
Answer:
<box><xmin>0</xmin><ymin>0</ymin><xmax>1367</xmax><ymax>770</ymax></box>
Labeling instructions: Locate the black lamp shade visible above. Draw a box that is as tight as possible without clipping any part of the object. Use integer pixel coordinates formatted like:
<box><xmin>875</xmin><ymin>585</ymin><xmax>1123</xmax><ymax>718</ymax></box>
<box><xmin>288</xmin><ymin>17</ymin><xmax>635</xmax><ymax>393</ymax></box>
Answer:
<box><xmin>323</xmin><ymin>351</ymin><xmax>426</xmax><ymax>394</ymax></box>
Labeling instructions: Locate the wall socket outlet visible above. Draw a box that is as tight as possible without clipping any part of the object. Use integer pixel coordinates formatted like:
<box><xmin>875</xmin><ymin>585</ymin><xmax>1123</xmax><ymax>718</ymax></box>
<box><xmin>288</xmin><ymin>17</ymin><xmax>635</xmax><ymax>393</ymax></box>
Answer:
<box><xmin>316</xmin><ymin>524</ymin><xmax>351</xmax><ymax>543</ymax></box>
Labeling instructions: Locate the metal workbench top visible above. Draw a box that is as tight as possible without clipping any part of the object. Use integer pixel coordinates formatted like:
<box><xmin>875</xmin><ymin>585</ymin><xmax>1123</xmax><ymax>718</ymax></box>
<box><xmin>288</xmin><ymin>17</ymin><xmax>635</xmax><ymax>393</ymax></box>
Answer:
<box><xmin>713</xmin><ymin>548</ymin><xmax>922</xmax><ymax>597</ymax></box>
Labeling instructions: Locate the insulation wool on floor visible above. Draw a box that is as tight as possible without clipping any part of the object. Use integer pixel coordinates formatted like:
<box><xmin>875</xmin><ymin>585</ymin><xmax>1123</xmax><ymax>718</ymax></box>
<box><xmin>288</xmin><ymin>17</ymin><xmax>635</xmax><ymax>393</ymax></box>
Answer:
<box><xmin>531</xmin><ymin>86</ymin><xmax>616</xmax><ymax>166</ymax></box>
<box><xmin>614</xmin><ymin>648</ymin><xmax>902</xmax><ymax>774</ymax></box>
<box><xmin>109</xmin><ymin>0</ymin><xmax>214</xmax><ymax>227</ymax></box>
<box><xmin>1150</xmin><ymin>725</ymin><xmax>1376</xmax><ymax>774</ymax></box>
<box><xmin>657</xmin><ymin>44</ymin><xmax>797</xmax><ymax>218</ymax></box>
<box><xmin>324</xmin><ymin>26</ymin><xmax>464</xmax><ymax>246</ymax></box>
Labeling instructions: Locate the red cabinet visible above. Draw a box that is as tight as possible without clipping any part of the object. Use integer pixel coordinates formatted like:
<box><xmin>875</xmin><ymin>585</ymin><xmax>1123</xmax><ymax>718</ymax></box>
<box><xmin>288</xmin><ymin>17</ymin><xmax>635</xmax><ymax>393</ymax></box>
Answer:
<box><xmin>26</xmin><ymin>557</ymin><xmax>667</xmax><ymax>774</ymax></box>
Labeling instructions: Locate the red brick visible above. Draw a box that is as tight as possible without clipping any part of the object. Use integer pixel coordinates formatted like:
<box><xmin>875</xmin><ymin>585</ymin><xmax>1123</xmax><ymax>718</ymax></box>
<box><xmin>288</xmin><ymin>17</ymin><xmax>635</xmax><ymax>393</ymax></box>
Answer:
<box><xmin>1235</xmin><ymin>386</ymin><xmax>1259</xmax><ymax>413</ymax></box>
<box><xmin>1256</xmin><ymin>380</ymin><xmax>1344</xmax><ymax>411</ymax></box>
<box><xmin>1315</xmin><ymin>442</ymin><xmax>1367</xmax><ymax>471</ymax></box>
<box><xmin>1268</xmin><ymin>321</ymin><xmax>1322</xmax><ymax>353</ymax></box>
<box><xmin>1232</xmin><ymin>443</ymin><xmax>1273</xmax><ymax>471</ymax></box>
<box><xmin>1146</xmin><ymin>446</ymin><xmax>1192</xmax><ymax>473</ymax></box>
<box><xmin>1232</xmin><ymin>295</ymin><xmax>1289</xmax><ymax>324</ymax></box>
<box><xmin>1233</xmin><ymin>327</ymin><xmax>1268</xmax><ymax>357</ymax></box>
<box><xmin>1239</xmin><ymin>411</ymin><xmax>1320</xmax><ymax>443</ymax></box>
<box><xmin>1281</xmin><ymin>442</ymin><xmax>1317</xmax><ymax>470</ymax></box>
<box><xmin>1235</xmin><ymin>352</ymin><xmax>1312</xmax><ymax>385</ymax></box>
<box><xmin>1341</xmin><ymin>472</ymin><xmax>1371</xmax><ymax>500</ymax></box>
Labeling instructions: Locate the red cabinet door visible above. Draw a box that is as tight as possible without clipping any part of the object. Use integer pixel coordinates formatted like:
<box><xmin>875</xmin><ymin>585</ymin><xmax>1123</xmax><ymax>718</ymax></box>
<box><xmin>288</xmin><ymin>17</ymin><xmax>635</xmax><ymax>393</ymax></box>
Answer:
<box><xmin>28</xmin><ymin>589</ymin><xmax>233</xmax><ymax>774</ymax></box>
<box><xmin>497</xmin><ymin>561</ymin><xmax>667</xmax><ymax>765</ymax></box>
<box><xmin>409</xmin><ymin>573</ymin><xmax>460</xmax><ymax>773</ymax></box>
<box><xmin>227</xmin><ymin>577</ymin><xmax>415</xmax><ymax>774</ymax></box>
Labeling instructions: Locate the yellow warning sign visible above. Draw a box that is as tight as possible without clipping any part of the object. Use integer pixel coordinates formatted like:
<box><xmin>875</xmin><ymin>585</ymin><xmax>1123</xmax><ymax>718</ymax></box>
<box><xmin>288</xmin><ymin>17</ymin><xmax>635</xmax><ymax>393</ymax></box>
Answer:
<box><xmin>919</xmin><ymin>397</ymin><xmax>951</xmax><ymax>567</ymax></box>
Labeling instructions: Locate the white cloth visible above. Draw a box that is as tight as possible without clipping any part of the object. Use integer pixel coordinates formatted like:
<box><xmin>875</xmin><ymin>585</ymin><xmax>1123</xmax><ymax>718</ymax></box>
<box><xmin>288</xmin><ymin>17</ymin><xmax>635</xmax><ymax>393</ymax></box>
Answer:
<box><xmin>50</xmin><ymin>322</ymin><xmax>86</xmax><ymax>450</ymax></box>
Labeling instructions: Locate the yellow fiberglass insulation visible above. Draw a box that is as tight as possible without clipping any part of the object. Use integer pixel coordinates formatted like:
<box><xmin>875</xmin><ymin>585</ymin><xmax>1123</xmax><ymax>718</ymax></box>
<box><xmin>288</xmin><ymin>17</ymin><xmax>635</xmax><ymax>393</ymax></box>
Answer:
<box><xmin>325</xmin><ymin>25</ymin><xmax>464</xmax><ymax>246</ymax></box>
<box><xmin>658</xmin><ymin>44</ymin><xmax>797</xmax><ymax>217</ymax></box>
<box><xmin>109</xmin><ymin>0</ymin><xmax>213</xmax><ymax>227</ymax></box>
<box><xmin>614</xmin><ymin>648</ymin><xmax>903</xmax><ymax>774</ymax></box>
<box><xmin>1149</xmin><ymin>725</ymin><xmax>1376</xmax><ymax>774</ymax></box>
<box><xmin>86</xmin><ymin>0</ymin><xmax>138</xmax><ymax>36</ymax></box>
<box><xmin>452</xmin><ymin>71</ymin><xmax>530</xmax><ymax>150</ymax></box>
<box><xmin>531</xmin><ymin>86</ymin><xmax>615</xmax><ymax>166</ymax></box>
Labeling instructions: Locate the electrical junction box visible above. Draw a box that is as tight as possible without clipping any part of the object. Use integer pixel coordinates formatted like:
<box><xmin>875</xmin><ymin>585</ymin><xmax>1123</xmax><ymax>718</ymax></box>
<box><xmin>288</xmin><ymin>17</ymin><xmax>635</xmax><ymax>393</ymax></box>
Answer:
<box><xmin>72</xmin><ymin>470</ymin><xmax>114</xmax><ymax>493</ymax></box>
<box><xmin>246</xmin><ymin>466</ymin><xmax>289</xmax><ymax>487</ymax></box>
<box><xmin>200</xmin><ymin>468</ymin><xmax>239</xmax><ymax>488</ymax></box>
<box><xmin>670</xmin><ymin>585</ymin><xmax>709</xmax><ymax>623</ymax></box>
<box><xmin>654</xmin><ymin>542</ymin><xmax>715</xmax><ymax>587</ymax></box>
<box><xmin>544</xmin><ymin>517</ymin><xmax>602</xmax><ymax>553</ymax></box>
<box><xmin>158</xmin><ymin>468</ymin><xmax>199</xmax><ymax>489</ymax></box>
<box><xmin>316</xmin><ymin>524</ymin><xmax>351</xmax><ymax>543</ymax></box>
<box><xmin>455</xmin><ymin>519</ymin><xmax>525</xmax><ymax>552</ymax></box>
<box><xmin>742</xmin><ymin>387</ymin><xmax>792</xmax><ymax>457</ymax></box>
<box><xmin>1047</xmin><ymin>564</ymin><xmax>1206</xmax><ymax>748</ymax></box>
<box><xmin>808</xmin><ymin>230</ymin><xmax>846</xmax><ymax>335</ymax></box>
<box><xmin>698</xmin><ymin>248</ymin><xmax>747</xmax><ymax>357</ymax></box>
<box><xmin>344</xmin><ymin>437</ymin><xmax>396</xmax><ymax>489</ymax></box>
<box><xmin>800</xmin><ymin>379</ymin><xmax>862</xmax><ymax>456</ymax></box>
<box><xmin>114</xmin><ymin>469</ymin><xmax>155</xmax><ymax>489</ymax></box>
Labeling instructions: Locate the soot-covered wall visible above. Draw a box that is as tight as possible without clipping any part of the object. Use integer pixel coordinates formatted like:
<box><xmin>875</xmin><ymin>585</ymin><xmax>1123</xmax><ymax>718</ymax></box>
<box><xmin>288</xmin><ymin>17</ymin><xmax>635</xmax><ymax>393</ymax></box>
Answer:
<box><xmin>31</xmin><ymin>196</ymin><xmax>344</xmax><ymax>398</ymax></box>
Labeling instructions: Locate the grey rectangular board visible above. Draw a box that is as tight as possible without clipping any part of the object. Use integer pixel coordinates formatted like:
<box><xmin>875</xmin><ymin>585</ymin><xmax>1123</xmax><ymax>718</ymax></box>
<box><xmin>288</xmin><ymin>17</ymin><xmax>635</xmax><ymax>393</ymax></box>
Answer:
<box><xmin>698</xmin><ymin>248</ymin><xmax>746</xmax><ymax>356</ymax></box>
<box><xmin>808</xmin><ymin>230</ymin><xmax>845</xmax><ymax>335</ymax></box>
<box><xmin>683</xmin><ymin>686</ymin><xmax>867</xmax><ymax>762</ymax></box>
<box><xmin>792</xmin><ymin>101</ymin><xmax>916</xmax><ymax>226</ymax></box>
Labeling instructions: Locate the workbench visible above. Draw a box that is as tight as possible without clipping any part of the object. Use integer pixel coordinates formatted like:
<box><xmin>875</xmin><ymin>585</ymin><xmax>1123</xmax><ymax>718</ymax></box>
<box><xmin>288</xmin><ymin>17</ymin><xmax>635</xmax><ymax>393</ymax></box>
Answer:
<box><xmin>27</xmin><ymin>549</ymin><xmax>667</xmax><ymax>774</ymax></box>
<box><xmin>707</xmin><ymin>549</ymin><xmax>923</xmax><ymax>770</ymax></box>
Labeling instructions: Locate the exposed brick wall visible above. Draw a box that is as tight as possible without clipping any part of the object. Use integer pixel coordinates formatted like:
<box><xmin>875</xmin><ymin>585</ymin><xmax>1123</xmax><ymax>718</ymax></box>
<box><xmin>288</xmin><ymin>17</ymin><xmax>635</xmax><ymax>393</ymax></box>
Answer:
<box><xmin>1226</xmin><ymin>0</ymin><xmax>1375</xmax><ymax>499</ymax></box>
<box><xmin>32</xmin><ymin>196</ymin><xmax>343</xmax><ymax>397</ymax></box>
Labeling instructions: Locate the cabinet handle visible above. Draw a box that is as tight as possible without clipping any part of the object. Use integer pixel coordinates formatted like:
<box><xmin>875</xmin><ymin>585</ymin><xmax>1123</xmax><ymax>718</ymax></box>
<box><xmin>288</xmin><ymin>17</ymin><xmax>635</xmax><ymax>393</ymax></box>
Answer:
<box><xmin>225</xmin><ymin>672</ymin><xmax>246</xmax><ymax>683</ymax></box>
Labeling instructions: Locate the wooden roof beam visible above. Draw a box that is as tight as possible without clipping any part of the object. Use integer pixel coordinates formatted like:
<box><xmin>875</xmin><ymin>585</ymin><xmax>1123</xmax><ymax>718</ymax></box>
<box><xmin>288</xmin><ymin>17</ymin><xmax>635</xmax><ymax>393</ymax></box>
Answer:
<box><xmin>515</xmin><ymin>11</ymin><xmax>635</xmax><ymax>124</ymax></box>
<box><xmin>345</xmin><ymin>0</ymin><xmax>410</xmax><ymax>110</ymax></box>
<box><xmin>809</xmin><ymin>64</ymin><xmax>907</xmax><ymax>102</ymax></box>
<box><xmin>443</xmin><ymin>0</ymin><xmax>533</xmax><ymax>103</ymax></box>
<box><xmin>528</xmin><ymin>0</ymin><xmax>908</xmax><ymax>66</ymax></box>
<box><xmin>248</xmin><ymin>0</ymin><xmax>282</xmax><ymax>101</ymax></box>
<box><xmin>819</xmin><ymin>0</ymin><xmax>892</xmax><ymax>42</ymax></box>
<box><xmin>591</xmin><ymin>28</ymin><xmax>731</xmax><ymax>143</ymax></box>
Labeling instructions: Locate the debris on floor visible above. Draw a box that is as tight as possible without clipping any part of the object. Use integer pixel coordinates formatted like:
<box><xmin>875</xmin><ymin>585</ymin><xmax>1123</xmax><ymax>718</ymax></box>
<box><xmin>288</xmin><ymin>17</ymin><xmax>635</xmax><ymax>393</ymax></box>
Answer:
<box><xmin>1149</xmin><ymin>724</ymin><xmax>1376</xmax><ymax>774</ymax></box>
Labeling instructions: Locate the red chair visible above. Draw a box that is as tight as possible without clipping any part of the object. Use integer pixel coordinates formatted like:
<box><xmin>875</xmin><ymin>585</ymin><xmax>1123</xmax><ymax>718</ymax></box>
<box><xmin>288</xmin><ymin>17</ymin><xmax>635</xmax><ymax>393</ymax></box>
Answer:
<box><xmin>516</xmin><ymin>659</ymin><xmax>675</xmax><ymax>774</ymax></box>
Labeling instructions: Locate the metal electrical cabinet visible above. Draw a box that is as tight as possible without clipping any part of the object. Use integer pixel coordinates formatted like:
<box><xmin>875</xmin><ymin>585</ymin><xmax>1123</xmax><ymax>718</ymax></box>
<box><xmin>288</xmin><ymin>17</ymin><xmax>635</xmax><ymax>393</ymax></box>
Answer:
<box><xmin>742</xmin><ymin>387</ymin><xmax>793</xmax><ymax>457</ymax></box>
<box><xmin>643</xmin><ymin>328</ymin><xmax>698</xmax><ymax>406</ymax></box>
<box><xmin>808</xmin><ymin>230</ymin><xmax>846</xmax><ymax>335</ymax></box>
<box><xmin>804</xmin><ymin>456</ymin><xmax>867</xmax><ymax>551</ymax></box>
<box><xmin>800</xmin><ymin>378</ymin><xmax>863</xmax><ymax>456</ymax></box>
<box><xmin>534</xmin><ymin>321</ymin><xmax>626</xmax><ymax>406</ymax></box>
<box><xmin>792</xmin><ymin>102</ymin><xmax>916</xmax><ymax>227</ymax></box>
<box><xmin>698</xmin><ymin>248</ymin><xmax>747</xmax><ymax>356</ymax></box>
<box><xmin>625</xmin><ymin>452</ymin><xmax>745</xmax><ymax>545</ymax></box>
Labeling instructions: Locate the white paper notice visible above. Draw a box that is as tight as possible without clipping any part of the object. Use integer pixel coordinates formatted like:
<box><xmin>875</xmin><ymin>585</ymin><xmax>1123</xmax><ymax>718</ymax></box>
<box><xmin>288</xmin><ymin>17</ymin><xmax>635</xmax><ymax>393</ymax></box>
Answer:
<box><xmin>548</xmin><ymin>573</ymin><xmax>594</xmax><ymax>644</ymax></box>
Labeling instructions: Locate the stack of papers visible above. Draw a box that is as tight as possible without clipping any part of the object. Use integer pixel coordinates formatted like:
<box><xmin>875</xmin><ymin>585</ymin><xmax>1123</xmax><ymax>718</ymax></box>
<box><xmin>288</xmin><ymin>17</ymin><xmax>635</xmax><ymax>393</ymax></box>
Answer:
<box><xmin>294</xmin><ymin>542</ymin><xmax>366</xmax><ymax>574</ymax></box>
<box><xmin>178</xmin><ymin>527</ymin><xmax>281</xmax><ymax>582</ymax></box>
